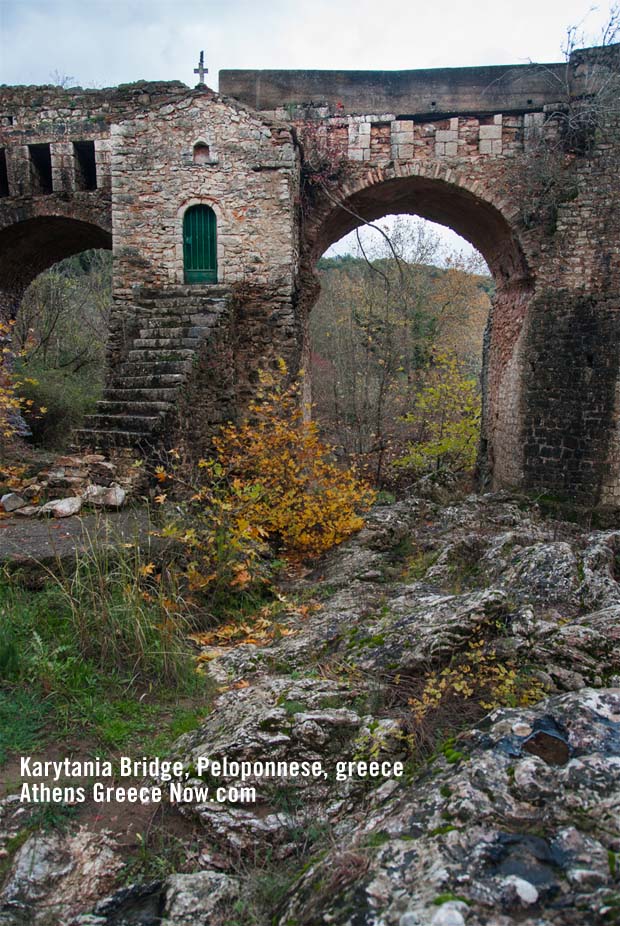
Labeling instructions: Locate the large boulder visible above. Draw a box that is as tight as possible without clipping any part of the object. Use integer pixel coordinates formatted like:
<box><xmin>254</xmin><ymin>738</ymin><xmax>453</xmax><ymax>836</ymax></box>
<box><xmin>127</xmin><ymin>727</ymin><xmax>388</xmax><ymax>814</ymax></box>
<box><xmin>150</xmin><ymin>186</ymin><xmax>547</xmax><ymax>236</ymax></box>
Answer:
<box><xmin>278</xmin><ymin>688</ymin><xmax>620</xmax><ymax>926</ymax></box>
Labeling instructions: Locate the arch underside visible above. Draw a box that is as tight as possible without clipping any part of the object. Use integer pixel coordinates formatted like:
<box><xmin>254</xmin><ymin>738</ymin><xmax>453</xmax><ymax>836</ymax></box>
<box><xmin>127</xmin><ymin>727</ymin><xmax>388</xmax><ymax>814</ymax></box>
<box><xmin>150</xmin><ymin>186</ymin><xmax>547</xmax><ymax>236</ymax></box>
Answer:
<box><xmin>311</xmin><ymin>174</ymin><xmax>529</xmax><ymax>286</ymax></box>
<box><xmin>0</xmin><ymin>215</ymin><xmax>112</xmax><ymax>298</ymax></box>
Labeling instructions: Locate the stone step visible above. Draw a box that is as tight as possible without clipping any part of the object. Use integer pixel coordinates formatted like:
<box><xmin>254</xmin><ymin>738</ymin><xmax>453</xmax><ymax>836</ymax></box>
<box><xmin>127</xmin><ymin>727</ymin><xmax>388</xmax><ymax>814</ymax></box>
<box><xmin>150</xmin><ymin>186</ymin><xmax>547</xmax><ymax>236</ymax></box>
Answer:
<box><xmin>126</xmin><ymin>348</ymin><xmax>195</xmax><ymax>363</ymax></box>
<box><xmin>137</xmin><ymin>326</ymin><xmax>209</xmax><ymax>340</ymax></box>
<box><xmin>139</xmin><ymin>312</ymin><xmax>219</xmax><ymax>326</ymax></box>
<box><xmin>83</xmin><ymin>413</ymin><xmax>161</xmax><ymax>433</ymax></box>
<box><xmin>136</xmin><ymin>298</ymin><xmax>229</xmax><ymax>313</ymax></box>
<box><xmin>111</xmin><ymin>373</ymin><xmax>187</xmax><ymax>388</ymax></box>
<box><xmin>119</xmin><ymin>360</ymin><xmax>193</xmax><ymax>376</ymax></box>
<box><xmin>96</xmin><ymin>400</ymin><xmax>173</xmax><ymax>415</ymax></box>
<box><xmin>138</xmin><ymin>284</ymin><xmax>231</xmax><ymax>301</ymax></box>
<box><xmin>103</xmin><ymin>387</ymin><xmax>179</xmax><ymax>403</ymax></box>
<box><xmin>75</xmin><ymin>428</ymin><xmax>151</xmax><ymax>449</ymax></box>
<box><xmin>132</xmin><ymin>337</ymin><xmax>202</xmax><ymax>350</ymax></box>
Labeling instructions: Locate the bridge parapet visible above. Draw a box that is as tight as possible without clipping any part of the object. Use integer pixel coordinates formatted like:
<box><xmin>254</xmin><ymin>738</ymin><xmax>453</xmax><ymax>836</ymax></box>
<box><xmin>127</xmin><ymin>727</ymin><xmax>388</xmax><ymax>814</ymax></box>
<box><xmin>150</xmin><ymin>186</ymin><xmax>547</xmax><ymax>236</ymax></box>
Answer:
<box><xmin>282</xmin><ymin>107</ymin><xmax>550</xmax><ymax>165</ymax></box>
<box><xmin>219</xmin><ymin>62</ymin><xmax>567</xmax><ymax>117</ymax></box>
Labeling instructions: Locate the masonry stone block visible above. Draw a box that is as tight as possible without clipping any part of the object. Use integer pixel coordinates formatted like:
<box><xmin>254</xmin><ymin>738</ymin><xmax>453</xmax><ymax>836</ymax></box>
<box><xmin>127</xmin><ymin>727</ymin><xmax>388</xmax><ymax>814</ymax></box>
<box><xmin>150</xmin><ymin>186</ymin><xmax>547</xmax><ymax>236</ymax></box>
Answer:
<box><xmin>397</xmin><ymin>144</ymin><xmax>415</xmax><ymax>159</ymax></box>
<box><xmin>479</xmin><ymin>125</ymin><xmax>502</xmax><ymax>140</ymax></box>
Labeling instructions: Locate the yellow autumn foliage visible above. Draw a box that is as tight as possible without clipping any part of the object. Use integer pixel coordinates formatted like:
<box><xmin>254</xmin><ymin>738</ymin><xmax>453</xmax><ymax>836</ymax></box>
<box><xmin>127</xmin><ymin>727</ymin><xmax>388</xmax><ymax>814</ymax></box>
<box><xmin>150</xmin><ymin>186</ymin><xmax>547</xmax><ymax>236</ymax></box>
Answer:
<box><xmin>409</xmin><ymin>635</ymin><xmax>548</xmax><ymax>729</ymax></box>
<box><xmin>212</xmin><ymin>365</ymin><xmax>375</xmax><ymax>560</ymax></box>
<box><xmin>0</xmin><ymin>320</ymin><xmax>28</xmax><ymax>442</ymax></box>
<box><xmin>159</xmin><ymin>364</ymin><xmax>375</xmax><ymax>615</ymax></box>
<box><xmin>397</xmin><ymin>351</ymin><xmax>480</xmax><ymax>476</ymax></box>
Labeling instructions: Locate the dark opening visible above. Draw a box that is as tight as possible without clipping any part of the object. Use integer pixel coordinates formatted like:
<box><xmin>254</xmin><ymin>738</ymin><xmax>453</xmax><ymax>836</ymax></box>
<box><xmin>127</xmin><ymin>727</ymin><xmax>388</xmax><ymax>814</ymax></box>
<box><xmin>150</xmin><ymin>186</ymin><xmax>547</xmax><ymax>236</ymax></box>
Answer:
<box><xmin>28</xmin><ymin>143</ymin><xmax>53</xmax><ymax>194</ymax></box>
<box><xmin>193</xmin><ymin>142</ymin><xmax>211</xmax><ymax>164</ymax></box>
<box><xmin>73</xmin><ymin>140</ymin><xmax>97</xmax><ymax>191</ymax></box>
<box><xmin>0</xmin><ymin>149</ymin><xmax>9</xmax><ymax>197</ymax></box>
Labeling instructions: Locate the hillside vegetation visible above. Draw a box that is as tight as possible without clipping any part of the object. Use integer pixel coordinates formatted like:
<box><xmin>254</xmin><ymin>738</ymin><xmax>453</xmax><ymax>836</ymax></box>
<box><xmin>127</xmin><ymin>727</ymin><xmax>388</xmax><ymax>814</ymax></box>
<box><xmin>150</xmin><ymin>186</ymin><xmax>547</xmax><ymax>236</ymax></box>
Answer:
<box><xmin>311</xmin><ymin>239</ymin><xmax>491</xmax><ymax>484</ymax></box>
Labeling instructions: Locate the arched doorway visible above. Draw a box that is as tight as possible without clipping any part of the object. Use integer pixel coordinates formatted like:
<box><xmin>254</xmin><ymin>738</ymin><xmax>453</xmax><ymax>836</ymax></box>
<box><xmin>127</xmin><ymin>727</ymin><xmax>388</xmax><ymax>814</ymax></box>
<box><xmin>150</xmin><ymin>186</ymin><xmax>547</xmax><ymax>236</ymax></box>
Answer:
<box><xmin>183</xmin><ymin>204</ymin><xmax>217</xmax><ymax>284</ymax></box>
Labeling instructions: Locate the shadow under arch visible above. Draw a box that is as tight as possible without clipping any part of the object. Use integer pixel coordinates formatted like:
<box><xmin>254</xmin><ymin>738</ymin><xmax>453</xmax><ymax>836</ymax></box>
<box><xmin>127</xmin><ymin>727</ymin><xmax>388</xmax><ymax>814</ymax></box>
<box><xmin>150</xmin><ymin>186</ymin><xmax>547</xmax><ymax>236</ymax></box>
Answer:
<box><xmin>0</xmin><ymin>216</ymin><xmax>112</xmax><ymax>311</ymax></box>
<box><xmin>304</xmin><ymin>170</ymin><xmax>531</xmax><ymax>288</ymax></box>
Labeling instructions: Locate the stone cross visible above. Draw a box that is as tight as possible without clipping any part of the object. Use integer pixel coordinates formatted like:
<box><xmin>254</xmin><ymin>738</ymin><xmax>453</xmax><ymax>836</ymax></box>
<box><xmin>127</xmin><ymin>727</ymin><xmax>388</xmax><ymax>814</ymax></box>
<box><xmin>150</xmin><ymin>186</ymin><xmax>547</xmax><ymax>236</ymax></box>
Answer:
<box><xmin>194</xmin><ymin>51</ymin><xmax>208</xmax><ymax>86</ymax></box>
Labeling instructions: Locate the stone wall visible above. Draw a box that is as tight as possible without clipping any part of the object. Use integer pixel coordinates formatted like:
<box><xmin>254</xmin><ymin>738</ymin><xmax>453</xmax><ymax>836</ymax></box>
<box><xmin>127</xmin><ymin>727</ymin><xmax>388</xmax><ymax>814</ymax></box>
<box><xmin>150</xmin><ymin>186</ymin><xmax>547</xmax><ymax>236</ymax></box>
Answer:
<box><xmin>109</xmin><ymin>87</ymin><xmax>298</xmax><ymax>300</ymax></box>
<box><xmin>1</xmin><ymin>46</ymin><xmax>619</xmax><ymax>507</ymax></box>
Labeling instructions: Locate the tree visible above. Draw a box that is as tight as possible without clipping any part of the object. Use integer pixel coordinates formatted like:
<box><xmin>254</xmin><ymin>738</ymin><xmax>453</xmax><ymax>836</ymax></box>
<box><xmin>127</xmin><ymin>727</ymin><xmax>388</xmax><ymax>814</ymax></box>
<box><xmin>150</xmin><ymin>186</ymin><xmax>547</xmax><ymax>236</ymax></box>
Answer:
<box><xmin>13</xmin><ymin>250</ymin><xmax>112</xmax><ymax>448</ymax></box>
<box><xmin>517</xmin><ymin>7</ymin><xmax>620</xmax><ymax>226</ymax></box>
<box><xmin>396</xmin><ymin>352</ymin><xmax>481</xmax><ymax>478</ymax></box>
<box><xmin>310</xmin><ymin>218</ymin><xmax>490</xmax><ymax>484</ymax></box>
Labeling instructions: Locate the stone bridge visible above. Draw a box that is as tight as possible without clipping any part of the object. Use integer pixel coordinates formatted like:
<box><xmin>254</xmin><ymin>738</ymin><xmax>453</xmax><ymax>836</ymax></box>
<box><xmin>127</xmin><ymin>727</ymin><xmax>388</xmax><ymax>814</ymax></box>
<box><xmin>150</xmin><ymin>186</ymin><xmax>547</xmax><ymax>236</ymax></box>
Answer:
<box><xmin>0</xmin><ymin>44</ymin><xmax>619</xmax><ymax>507</ymax></box>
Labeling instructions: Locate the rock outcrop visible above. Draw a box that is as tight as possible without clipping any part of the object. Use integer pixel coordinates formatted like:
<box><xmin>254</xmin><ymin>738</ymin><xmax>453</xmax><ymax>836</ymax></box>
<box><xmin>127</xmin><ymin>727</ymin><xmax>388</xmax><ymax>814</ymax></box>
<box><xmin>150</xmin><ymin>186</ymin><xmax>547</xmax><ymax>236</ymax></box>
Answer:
<box><xmin>1</xmin><ymin>492</ymin><xmax>619</xmax><ymax>925</ymax></box>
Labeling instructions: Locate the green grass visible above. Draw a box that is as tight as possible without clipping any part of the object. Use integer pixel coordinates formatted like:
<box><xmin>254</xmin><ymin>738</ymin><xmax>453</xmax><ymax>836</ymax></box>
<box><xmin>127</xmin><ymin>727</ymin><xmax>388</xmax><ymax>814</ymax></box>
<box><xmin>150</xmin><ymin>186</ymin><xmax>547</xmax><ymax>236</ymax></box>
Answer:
<box><xmin>122</xmin><ymin>824</ymin><xmax>201</xmax><ymax>884</ymax></box>
<box><xmin>0</xmin><ymin>689</ymin><xmax>50</xmax><ymax>764</ymax></box>
<box><xmin>402</xmin><ymin>548</ymin><xmax>440</xmax><ymax>581</ymax></box>
<box><xmin>279</xmin><ymin>699</ymin><xmax>307</xmax><ymax>717</ymax></box>
<box><xmin>433</xmin><ymin>892</ymin><xmax>471</xmax><ymax>906</ymax></box>
<box><xmin>0</xmin><ymin>545</ymin><xmax>213</xmax><ymax>765</ymax></box>
<box><xmin>27</xmin><ymin>801</ymin><xmax>80</xmax><ymax>832</ymax></box>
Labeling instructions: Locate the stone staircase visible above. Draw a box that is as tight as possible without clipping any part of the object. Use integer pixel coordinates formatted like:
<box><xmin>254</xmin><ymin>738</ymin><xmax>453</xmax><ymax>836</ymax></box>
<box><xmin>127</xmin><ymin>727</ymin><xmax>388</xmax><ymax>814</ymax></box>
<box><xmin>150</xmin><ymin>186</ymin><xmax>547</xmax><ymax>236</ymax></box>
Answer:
<box><xmin>76</xmin><ymin>284</ymin><xmax>232</xmax><ymax>452</ymax></box>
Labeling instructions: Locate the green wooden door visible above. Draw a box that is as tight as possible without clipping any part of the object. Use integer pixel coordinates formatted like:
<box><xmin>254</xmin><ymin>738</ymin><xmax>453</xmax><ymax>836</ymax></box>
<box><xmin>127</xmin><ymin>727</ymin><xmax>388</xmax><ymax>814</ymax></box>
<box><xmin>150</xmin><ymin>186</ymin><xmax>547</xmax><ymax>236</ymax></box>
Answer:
<box><xmin>183</xmin><ymin>205</ymin><xmax>217</xmax><ymax>283</ymax></box>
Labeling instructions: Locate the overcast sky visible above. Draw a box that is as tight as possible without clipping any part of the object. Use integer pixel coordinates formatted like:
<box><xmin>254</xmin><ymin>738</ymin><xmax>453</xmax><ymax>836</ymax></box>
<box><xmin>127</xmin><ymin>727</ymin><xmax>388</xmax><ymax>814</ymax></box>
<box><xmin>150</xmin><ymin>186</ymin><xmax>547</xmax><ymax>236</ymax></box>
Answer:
<box><xmin>0</xmin><ymin>0</ymin><xmax>614</xmax><ymax>259</ymax></box>
<box><xmin>0</xmin><ymin>0</ymin><xmax>615</xmax><ymax>90</ymax></box>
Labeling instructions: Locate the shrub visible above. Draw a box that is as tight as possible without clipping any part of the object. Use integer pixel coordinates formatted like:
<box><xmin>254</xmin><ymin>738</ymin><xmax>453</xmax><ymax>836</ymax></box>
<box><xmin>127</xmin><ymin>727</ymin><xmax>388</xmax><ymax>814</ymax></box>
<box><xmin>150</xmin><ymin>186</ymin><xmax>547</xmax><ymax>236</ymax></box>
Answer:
<box><xmin>213</xmin><ymin>364</ymin><xmax>375</xmax><ymax>559</ymax></box>
<box><xmin>16</xmin><ymin>364</ymin><xmax>101</xmax><ymax>449</ymax></box>
<box><xmin>0</xmin><ymin>319</ymin><xmax>43</xmax><ymax>449</ymax></box>
<box><xmin>158</xmin><ymin>364</ymin><xmax>375</xmax><ymax>618</ymax></box>
<box><xmin>396</xmin><ymin>352</ymin><xmax>480</xmax><ymax>477</ymax></box>
<box><xmin>405</xmin><ymin>634</ymin><xmax>548</xmax><ymax>754</ymax></box>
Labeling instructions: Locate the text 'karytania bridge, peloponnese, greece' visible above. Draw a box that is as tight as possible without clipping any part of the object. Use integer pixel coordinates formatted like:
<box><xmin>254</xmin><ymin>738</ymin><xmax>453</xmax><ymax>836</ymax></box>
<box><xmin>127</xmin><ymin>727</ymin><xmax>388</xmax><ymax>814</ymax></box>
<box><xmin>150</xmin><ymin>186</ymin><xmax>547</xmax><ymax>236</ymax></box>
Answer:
<box><xmin>0</xmin><ymin>44</ymin><xmax>619</xmax><ymax>506</ymax></box>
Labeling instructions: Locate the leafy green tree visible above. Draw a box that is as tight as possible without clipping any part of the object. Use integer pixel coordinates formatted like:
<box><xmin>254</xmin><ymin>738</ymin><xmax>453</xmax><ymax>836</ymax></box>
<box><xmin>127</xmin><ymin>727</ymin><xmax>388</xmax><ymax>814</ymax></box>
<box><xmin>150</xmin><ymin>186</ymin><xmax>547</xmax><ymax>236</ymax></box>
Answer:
<box><xmin>396</xmin><ymin>352</ymin><xmax>481</xmax><ymax>477</ymax></box>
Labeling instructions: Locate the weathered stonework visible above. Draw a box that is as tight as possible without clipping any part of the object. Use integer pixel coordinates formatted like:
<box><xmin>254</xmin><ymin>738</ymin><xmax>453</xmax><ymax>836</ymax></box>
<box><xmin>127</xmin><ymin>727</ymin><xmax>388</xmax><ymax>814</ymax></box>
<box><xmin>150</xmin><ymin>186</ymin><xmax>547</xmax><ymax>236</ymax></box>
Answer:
<box><xmin>0</xmin><ymin>45</ymin><xmax>619</xmax><ymax>506</ymax></box>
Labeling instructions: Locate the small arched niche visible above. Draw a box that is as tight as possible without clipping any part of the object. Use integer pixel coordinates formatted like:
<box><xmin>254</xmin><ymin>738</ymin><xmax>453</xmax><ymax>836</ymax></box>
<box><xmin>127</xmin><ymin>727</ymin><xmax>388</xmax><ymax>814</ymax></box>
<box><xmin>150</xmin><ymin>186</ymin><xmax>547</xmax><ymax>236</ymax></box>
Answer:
<box><xmin>193</xmin><ymin>141</ymin><xmax>211</xmax><ymax>165</ymax></box>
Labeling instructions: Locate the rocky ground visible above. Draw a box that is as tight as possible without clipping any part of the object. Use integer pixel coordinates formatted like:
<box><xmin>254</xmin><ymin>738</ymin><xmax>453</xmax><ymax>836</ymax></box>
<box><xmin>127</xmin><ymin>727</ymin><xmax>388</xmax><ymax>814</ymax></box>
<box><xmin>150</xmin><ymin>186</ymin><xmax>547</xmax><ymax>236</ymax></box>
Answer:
<box><xmin>1</xmin><ymin>490</ymin><xmax>619</xmax><ymax>925</ymax></box>
<box><xmin>1</xmin><ymin>452</ymin><xmax>137</xmax><ymax>519</ymax></box>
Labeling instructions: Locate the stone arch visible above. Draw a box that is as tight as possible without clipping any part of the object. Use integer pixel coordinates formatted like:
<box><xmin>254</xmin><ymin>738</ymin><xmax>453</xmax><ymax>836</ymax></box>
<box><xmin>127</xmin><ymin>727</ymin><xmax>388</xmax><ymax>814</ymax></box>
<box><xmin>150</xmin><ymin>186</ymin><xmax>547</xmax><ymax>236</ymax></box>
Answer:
<box><xmin>303</xmin><ymin>163</ymin><xmax>530</xmax><ymax>286</ymax></box>
<box><xmin>0</xmin><ymin>213</ymin><xmax>112</xmax><ymax>317</ymax></box>
<box><xmin>300</xmin><ymin>164</ymin><xmax>535</xmax><ymax>491</ymax></box>
<box><xmin>175</xmin><ymin>198</ymin><xmax>226</xmax><ymax>284</ymax></box>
